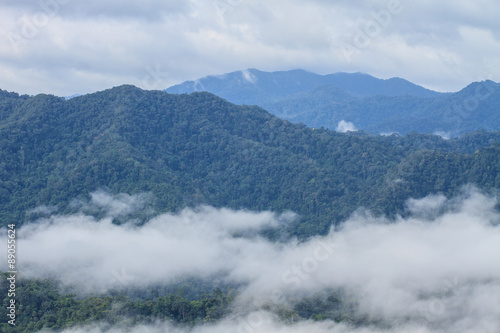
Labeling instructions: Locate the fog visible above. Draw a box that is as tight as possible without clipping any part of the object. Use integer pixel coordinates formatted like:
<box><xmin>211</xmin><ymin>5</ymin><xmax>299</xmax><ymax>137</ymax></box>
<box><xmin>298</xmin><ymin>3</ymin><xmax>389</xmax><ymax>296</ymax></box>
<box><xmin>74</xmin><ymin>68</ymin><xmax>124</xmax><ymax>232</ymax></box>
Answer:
<box><xmin>336</xmin><ymin>120</ymin><xmax>358</xmax><ymax>133</ymax></box>
<box><xmin>2</xmin><ymin>188</ymin><xmax>500</xmax><ymax>332</ymax></box>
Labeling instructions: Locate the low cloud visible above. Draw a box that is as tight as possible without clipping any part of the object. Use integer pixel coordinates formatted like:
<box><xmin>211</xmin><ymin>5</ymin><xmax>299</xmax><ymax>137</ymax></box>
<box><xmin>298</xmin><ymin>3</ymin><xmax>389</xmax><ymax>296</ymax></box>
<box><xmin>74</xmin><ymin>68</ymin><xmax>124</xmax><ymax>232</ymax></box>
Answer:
<box><xmin>433</xmin><ymin>131</ymin><xmax>451</xmax><ymax>139</ymax></box>
<box><xmin>241</xmin><ymin>69</ymin><xmax>258</xmax><ymax>83</ymax></box>
<box><xmin>406</xmin><ymin>193</ymin><xmax>447</xmax><ymax>219</ymax></box>
<box><xmin>26</xmin><ymin>205</ymin><xmax>58</xmax><ymax>216</ymax></box>
<box><xmin>9</xmin><ymin>204</ymin><xmax>294</xmax><ymax>293</ymax></box>
<box><xmin>36</xmin><ymin>316</ymin><xmax>421</xmax><ymax>333</ymax></box>
<box><xmin>1</xmin><ymin>188</ymin><xmax>500</xmax><ymax>332</ymax></box>
<box><xmin>336</xmin><ymin>120</ymin><xmax>358</xmax><ymax>132</ymax></box>
<box><xmin>70</xmin><ymin>190</ymin><xmax>153</xmax><ymax>218</ymax></box>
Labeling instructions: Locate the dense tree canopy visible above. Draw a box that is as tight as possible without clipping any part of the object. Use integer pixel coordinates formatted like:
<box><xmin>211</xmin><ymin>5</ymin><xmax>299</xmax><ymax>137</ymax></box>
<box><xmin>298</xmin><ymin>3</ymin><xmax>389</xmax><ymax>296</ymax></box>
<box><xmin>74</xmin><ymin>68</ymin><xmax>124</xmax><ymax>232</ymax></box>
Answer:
<box><xmin>1</xmin><ymin>85</ymin><xmax>500</xmax><ymax>331</ymax></box>
<box><xmin>1</xmin><ymin>86</ymin><xmax>500</xmax><ymax>237</ymax></box>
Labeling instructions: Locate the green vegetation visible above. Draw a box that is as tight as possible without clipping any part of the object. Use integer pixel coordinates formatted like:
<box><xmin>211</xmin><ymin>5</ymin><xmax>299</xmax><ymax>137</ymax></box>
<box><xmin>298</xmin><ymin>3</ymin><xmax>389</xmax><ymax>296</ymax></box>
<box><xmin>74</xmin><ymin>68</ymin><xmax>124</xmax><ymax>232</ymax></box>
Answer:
<box><xmin>1</xmin><ymin>86</ymin><xmax>500</xmax><ymax>237</ymax></box>
<box><xmin>0</xmin><ymin>273</ymin><xmax>236</xmax><ymax>332</ymax></box>
<box><xmin>261</xmin><ymin>81</ymin><xmax>500</xmax><ymax>137</ymax></box>
<box><xmin>1</xmin><ymin>273</ymin><xmax>371</xmax><ymax>332</ymax></box>
<box><xmin>1</xmin><ymin>85</ymin><xmax>500</xmax><ymax>331</ymax></box>
<box><xmin>166</xmin><ymin>69</ymin><xmax>500</xmax><ymax>136</ymax></box>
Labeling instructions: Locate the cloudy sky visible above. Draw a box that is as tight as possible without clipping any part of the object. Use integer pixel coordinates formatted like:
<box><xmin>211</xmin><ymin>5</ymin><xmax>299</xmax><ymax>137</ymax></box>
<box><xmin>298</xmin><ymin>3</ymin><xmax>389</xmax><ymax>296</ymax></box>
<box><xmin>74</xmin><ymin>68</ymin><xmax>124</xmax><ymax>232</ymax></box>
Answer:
<box><xmin>1</xmin><ymin>0</ymin><xmax>500</xmax><ymax>96</ymax></box>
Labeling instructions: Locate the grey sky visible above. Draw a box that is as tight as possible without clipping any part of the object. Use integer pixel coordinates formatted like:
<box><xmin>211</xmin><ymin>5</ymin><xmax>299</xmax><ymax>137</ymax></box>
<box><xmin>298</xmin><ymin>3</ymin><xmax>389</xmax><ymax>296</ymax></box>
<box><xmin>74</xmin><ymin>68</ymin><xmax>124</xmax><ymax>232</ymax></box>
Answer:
<box><xmin>1</xmin><ymin>0</ymin><xmax>499</xmax><ymax>96</ymax></box>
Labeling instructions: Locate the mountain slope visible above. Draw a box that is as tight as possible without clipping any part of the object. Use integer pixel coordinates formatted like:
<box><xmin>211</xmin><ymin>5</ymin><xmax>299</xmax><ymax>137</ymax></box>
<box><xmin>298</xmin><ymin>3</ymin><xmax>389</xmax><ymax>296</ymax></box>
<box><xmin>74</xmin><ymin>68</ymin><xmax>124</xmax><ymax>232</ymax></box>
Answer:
<box><xmin>166</xmin><ymin>69</ymin><xmax>441</xmax><ymax>105</ymax></box>
<box><xmin>1</xmin><ymin>86</ymin><xmax>500</xmax><ymax>238</ymax></box>
<box><xmin>320</xmin><ymin>72</ymin><xmax>441</xmax><ymax>97</ymax></box>
<box><xmin>167</xmin><ymin>69</ymin><xmax>500</xmax><ymax>136</ymax></box>
<box><xmin>263</xmin><ymin>80</ymin><xmax>500</xmax><ymax>136</ymax></box>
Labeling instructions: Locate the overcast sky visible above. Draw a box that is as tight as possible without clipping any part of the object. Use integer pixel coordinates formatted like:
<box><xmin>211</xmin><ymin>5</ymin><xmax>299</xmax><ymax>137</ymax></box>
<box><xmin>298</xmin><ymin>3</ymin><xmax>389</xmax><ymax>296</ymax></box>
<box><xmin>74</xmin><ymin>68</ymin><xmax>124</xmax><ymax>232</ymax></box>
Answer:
<box><xmin>1</xmin><ymin>0</ymin><xmax>500</xmax><ymax>96</ymax></box>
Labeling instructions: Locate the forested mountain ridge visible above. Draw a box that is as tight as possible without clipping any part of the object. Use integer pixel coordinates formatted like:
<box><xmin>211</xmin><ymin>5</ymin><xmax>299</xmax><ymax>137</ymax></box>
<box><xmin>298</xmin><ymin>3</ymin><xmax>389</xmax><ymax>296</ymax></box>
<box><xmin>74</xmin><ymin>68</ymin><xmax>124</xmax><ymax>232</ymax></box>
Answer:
<box><xmin>1</xmin><ymin>85</ymin><xmax>500</xmax><ymax>236</ymax></box>
<box><xmin>166</xmin><ymin>69</ymin><xmax>441</xmax><ymax>105</ymax></box>
<box><xmin>2</xmin><ymin>85</ymin><xmax>500</xmax><ymax>332</ymax></box>
<box><xmin>166</xmin><ymin>69</ymin><xmax>500</xmax><ymax>137</ymax></box>
<box><xmin>263</xmin><ymin>80</ymin><xmax>500</xmax><ymax>137</ymax></box>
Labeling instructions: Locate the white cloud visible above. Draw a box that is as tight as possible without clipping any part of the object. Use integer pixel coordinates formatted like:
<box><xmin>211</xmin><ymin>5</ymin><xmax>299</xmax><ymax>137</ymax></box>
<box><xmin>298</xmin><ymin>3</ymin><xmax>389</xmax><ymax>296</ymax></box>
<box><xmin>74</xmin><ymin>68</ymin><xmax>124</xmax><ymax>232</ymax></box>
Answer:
<box><xmin>1</xmin><ymin>1</ymin><xmax>500</xmax><ymax>95</ymax></box>
<box><xmin>336</xmin><ymin>120</ymin><xmax>358</xmax><ymax>132</ymax></box>
<box><xmin>406</xmin><ymin>194</ymin><xmax>447</xmax><ymax>219</ymax></box>
<box><xmin>37</xmin><ymin>316</ymin><xmax>428</xmax><ymax>333</ymax></box>
<box><xmin>433</xmin><ymin>131</ymin><xmax>451</xmax><ymax>139</ymax></box>
<box><xmin>241</xmin><ymin>69</ymin><xmax>257</xmax><ymax>83</ymax></box>
<box><xmin>5</xmin><ymin>201</ymin><xmax>294</xmax><ymax>293</ymax></box>
<box><xmin>2</xmin><ymin>188</ymin><xmax>500</xmax><ymax>332</ymax></box>
<box><xmin>71</xmin><ymin>191</ymin><xmax>153</xmax><ymax>218</ymax></box>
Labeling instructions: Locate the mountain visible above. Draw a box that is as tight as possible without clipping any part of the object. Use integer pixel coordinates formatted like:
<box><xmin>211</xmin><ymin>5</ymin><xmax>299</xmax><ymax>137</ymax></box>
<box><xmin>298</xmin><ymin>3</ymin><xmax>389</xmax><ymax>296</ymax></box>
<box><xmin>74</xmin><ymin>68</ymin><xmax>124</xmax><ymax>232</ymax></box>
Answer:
<box><xmin>166</xmin><ymin>69</ymin><xmax>500</xmax><ymax>137</ymax></box>
<box><xmin>1</xmin><ymin>86</ymin><xmax>500</xmax><ymax>238</ymax></box>
<box><xmin>263</xmin><ymin>80</ymin><xmax>500</xmax><ymax>136</ymax></box>
<box><xmin>3</xmin><ymin>85</ymin><xmax>500</xmax><ymax>333</ymax></box>
<box><xmin>166</xmin><ymin>68</ymin><xmax>441</xmax><ymax>105</ymax></box>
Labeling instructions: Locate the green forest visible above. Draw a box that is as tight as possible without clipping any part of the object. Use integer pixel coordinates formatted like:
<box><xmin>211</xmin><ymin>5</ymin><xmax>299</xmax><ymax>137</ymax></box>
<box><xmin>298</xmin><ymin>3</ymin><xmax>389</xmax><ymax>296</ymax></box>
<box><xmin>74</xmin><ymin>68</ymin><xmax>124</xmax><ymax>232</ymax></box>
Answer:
<box><xmin>1</xmin><ymin>86</ymin><xmax>500</xmax><ymax>331</ymax></box>
<box><xmin>1</xmin><ymin>272</ymin><xmax>368</xmax><ymax>332</ymax></box>
<box><xmin>1</xmin><ymin>86</ymin><xmax>500</xmax><ymax>235</ymax></box>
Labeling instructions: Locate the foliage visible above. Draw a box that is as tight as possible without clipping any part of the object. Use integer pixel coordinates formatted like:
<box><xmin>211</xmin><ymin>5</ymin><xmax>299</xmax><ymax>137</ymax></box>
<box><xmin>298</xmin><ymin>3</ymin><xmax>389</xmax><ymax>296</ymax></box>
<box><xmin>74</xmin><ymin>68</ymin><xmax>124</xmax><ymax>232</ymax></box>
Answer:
<box><xmin>166</xmin><ymin>69</ymin><xmax>500</xmax><ymax>136</ymax></box>
<box><xmin>262</xmin><ymin>81</ymin><xmax>500</xmax><ymax>137</ymax></box>
<box><xmin>0</xmin><ymin>273</ymin><xmax>235</xmax><ymax>332</ymax></box>
<box><xmin>1</xmin><ymin>86</ymin><xmax>500</xmax><ymax>238</ymax></box>
<box><xmin>1</xmin><ymin>85</ymin><xmax>500</xmax><ymax>331</ymax></box>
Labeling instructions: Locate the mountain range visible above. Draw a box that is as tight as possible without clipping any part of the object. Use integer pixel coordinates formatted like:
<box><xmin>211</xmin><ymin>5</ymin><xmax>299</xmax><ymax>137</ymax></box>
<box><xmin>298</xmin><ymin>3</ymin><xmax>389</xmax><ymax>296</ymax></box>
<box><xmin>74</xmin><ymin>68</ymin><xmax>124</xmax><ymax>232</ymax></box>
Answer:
<box><xmin>1</xmin><ymin>85</ymin><xmax>500</xmax><ymax>237</ymax></box>
<box><xmin>2</xmin><ymin>84</ymin><xmax>500</xmax><ymax>332</ymax></box>
<box><xmin>166</xmin><ymin>69</ymin><xmax>500</xmax><ymax>137</ymax></box>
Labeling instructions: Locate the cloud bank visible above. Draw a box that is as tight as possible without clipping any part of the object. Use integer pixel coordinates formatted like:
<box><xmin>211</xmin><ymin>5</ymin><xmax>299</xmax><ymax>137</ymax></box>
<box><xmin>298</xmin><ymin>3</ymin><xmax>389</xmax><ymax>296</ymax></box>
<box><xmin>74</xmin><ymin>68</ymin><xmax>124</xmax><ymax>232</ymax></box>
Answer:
<box><xmin>1</xmin><ymin>189</ymin><xmax>500</xmax><ymax>332</ymax></box>
<box><xmin>1</xmin><ymin>0</ymin><xmax>500</xmax><ymax>95</ymax></box>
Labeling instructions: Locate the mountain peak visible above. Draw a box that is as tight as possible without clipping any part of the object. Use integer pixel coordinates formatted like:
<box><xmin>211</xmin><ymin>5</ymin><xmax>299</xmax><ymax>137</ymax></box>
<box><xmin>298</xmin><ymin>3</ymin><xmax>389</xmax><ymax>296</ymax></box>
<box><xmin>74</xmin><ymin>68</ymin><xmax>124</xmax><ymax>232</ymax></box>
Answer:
<box><xmin>455</xmin><ymin>80</ymin><xmax>499</xmax><ymax>97</ymax></box>
<box><xmin>165</xmin><ymin>69</ymin><xmax>500</xmax><ymax>137</ymax></box>
<box><xmin>166</xmin><ymin>69</ymin><xmax>441</xmax><ymax>105</ymax></box>
<box><xmin>462</xmin><ymin>79</ymin><xmax>498</xmax><ymax>90</ymax></box>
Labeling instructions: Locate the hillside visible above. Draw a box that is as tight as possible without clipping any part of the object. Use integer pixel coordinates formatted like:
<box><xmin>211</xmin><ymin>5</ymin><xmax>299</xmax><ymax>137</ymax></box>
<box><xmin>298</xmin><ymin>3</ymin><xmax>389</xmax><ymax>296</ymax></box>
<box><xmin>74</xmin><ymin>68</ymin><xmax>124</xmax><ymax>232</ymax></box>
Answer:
<box><xmin>264</xmin><ymin>80</ymin><xmax>500</xmax><ymax>136</ymax></box>
<box><xmin>1</xmin><ymin>85</ymin><xmax>500</xmax><ymax>237</ymax></box>
<box><xmin>165</xmin><ymin>69</ymin><xmax>441</xmax><ymax>105</ymax></box>
<box><xmin>166</xmin><ymin>69</ymin><xmax>500</xmax><ymax>137</ymax></box>
<box><xmin>2</xmin><ymin>86</ymin><xmax>500</xmax><ymax>333</ymax></box>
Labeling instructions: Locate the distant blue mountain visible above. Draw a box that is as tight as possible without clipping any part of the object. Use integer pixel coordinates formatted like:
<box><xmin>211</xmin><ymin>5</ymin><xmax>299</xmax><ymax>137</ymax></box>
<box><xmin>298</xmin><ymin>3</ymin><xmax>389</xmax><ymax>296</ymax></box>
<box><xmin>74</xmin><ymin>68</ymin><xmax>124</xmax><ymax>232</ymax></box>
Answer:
<box><xmin>166</xmin><ymin>69</ymin><xmax>500</xmax><ymax>136</ymax></box>
<box><xmin>166</xmin><ymin>69</ymin><xmax>441</xmax><ymax>104</ymax></box>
